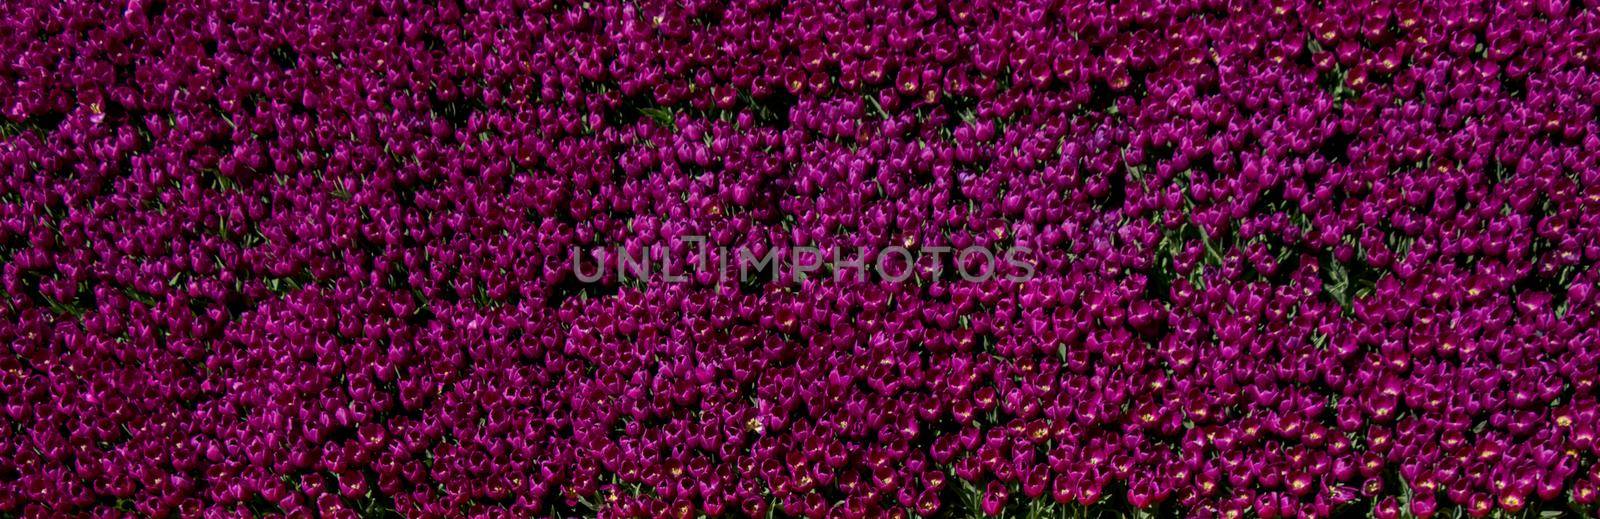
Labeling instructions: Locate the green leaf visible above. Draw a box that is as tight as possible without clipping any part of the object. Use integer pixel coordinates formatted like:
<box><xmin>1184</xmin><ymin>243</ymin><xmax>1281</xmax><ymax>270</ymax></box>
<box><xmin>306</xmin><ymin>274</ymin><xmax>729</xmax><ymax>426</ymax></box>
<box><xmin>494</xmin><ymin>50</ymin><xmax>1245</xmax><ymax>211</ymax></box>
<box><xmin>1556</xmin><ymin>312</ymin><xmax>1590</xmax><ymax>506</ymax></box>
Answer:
<box><xmin>1325</xmin><ymin>259</ymin><xmax>1350</xmax><ymax>308</ymax></box>
<box><xmin>639</xmin><ymin>107</ymin><xmax>674</xmax><ymax>128</ymax></box>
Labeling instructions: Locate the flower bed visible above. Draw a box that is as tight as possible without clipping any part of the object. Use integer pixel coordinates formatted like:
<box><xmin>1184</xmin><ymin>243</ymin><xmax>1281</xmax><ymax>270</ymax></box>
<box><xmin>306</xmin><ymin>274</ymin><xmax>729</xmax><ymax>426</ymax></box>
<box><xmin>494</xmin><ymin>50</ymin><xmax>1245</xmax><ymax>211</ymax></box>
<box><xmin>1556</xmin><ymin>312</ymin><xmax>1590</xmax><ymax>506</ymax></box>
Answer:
<box><xmin>2</xmin><ymin>0</ymin><xmax>1600</xmax><ymax>517</ymax></box>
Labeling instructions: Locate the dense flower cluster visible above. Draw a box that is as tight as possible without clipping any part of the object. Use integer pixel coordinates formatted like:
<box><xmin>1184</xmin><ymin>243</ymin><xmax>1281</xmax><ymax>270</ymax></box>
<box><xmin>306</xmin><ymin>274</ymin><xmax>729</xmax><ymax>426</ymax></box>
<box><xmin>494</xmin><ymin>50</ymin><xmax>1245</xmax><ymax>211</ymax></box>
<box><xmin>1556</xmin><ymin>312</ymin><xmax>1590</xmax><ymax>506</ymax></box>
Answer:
<box><xmin>4</xmin><ymin>0</ymin><xmax>1600</xmax><ymax>517</ymax></box>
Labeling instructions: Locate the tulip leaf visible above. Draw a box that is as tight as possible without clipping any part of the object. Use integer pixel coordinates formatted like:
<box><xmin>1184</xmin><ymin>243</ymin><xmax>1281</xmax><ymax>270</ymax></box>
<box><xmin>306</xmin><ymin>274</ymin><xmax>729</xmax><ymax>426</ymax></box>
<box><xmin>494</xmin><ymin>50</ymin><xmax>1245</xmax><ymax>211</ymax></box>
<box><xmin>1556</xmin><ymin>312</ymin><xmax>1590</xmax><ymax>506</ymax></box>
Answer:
<box><xmin>865</xmin><ymin>95</ymin><xmax>889</xmax><ymax>119</ymax></box>
<box><xmin>1196</xmin><ymin>225</ymin><xmax>1224</xmax><ymax>266</ymax></box>
<box><xmin>1325</xmin><ymin>258</ymin><xmax>1350</xmax><ymax>308</ymax></box>
<box><xmin>638</xmin><ymin>107</ymin><xmax>674</xmax><ymax>128</ymax></box>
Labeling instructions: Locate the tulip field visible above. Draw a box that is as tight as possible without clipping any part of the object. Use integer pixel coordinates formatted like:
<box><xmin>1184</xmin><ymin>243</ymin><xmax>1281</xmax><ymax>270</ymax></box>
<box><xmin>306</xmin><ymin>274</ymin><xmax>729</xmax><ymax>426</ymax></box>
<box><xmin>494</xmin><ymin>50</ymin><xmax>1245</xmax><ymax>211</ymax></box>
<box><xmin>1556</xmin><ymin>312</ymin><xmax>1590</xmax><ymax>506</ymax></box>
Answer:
<box><xmin>3</xmin><ymin>0</ymin><xmax>1600</xmax><ymax>517</ymax></box>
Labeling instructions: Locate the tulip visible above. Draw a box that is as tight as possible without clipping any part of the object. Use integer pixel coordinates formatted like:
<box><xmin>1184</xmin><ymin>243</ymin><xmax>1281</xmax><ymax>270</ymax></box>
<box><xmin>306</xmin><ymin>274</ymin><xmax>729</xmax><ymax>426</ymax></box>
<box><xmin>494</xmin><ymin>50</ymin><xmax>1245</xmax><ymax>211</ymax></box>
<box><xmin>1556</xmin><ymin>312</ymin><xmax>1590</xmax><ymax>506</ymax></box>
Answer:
<box><xmin>980</xmin><ymin>481</ymin><xmax>1009</xmax><ymax>516</ymax></box>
